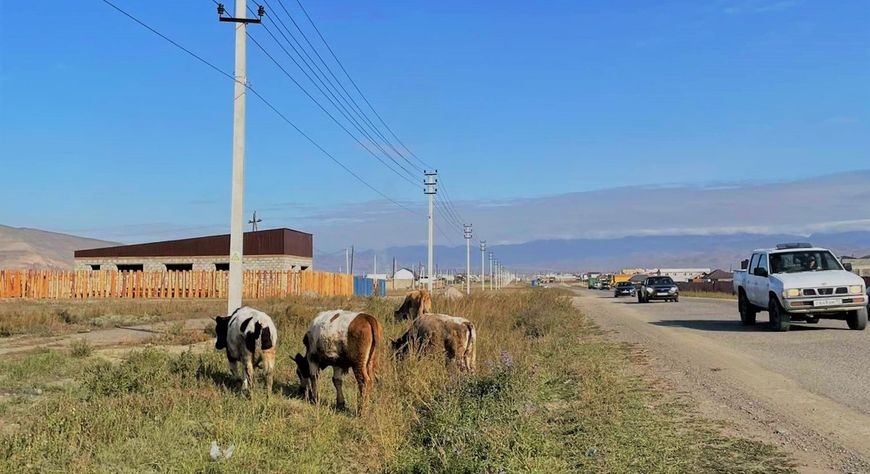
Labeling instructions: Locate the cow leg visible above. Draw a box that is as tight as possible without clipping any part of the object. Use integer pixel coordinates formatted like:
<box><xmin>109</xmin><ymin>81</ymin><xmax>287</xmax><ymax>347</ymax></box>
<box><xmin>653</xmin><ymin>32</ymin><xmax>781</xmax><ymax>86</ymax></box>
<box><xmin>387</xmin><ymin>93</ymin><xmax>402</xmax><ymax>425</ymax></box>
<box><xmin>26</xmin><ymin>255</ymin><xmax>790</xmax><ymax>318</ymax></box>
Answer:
<box><xmin>333</xmin><ymin>368</ymin><xmax>348</xmax><ymax>410</ymax></box>
<box><xmin>242</xmin><ymin>353</ymin><xmax>255</xmax><ymax>392</ymax></box>
<box><xmin>308</xmin><ymin>360</ymin><xmax>321</xmax><ymax>405</ymax></box>
<box><xmin>352</xmin><ymin>363</ymin><xmax>372</xmax><ymax>415</ymax></box>
<box><xmin>228</xmin><ymin>357</ymin><xmax>242</xmax><ymax>388</ymax></box>
<box><xmin>262</xmin><ymin>348</ymin><xmax>276</xmax><ymax>394</ymax></box>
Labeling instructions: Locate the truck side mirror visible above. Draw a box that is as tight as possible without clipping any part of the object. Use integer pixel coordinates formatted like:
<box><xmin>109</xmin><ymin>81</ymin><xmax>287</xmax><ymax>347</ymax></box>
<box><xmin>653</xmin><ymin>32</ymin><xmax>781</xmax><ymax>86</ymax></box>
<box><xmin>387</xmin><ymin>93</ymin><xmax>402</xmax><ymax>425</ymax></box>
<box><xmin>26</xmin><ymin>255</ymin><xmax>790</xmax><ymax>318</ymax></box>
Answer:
<box><xmin>740</xmin><ymin>259</ymin><xmax>749</xmax><ymax>270</ymax></box>
<box><xmin>753</xmin><ymin>267</ymin><xmax>768</xmax><ymax>277</ymax></box>
<box><xmin>843</xmin><ymin>262</ymin><xmax>853</xmax><ymax>272</ymax></box>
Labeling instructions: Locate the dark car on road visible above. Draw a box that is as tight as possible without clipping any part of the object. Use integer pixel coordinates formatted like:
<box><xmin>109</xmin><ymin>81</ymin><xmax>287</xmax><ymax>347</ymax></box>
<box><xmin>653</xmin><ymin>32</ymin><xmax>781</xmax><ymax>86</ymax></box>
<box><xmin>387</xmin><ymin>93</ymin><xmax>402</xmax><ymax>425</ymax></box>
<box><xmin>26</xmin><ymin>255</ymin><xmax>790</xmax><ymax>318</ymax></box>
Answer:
<box><xmin>638</xmin><ymin>276</ymin><xmax>679</xmax><ymax>303</ymax></box>
<box><xmin>614</xmin><ymin>281</ymin><xmax>636</xmax><ymax>298</ymax></box>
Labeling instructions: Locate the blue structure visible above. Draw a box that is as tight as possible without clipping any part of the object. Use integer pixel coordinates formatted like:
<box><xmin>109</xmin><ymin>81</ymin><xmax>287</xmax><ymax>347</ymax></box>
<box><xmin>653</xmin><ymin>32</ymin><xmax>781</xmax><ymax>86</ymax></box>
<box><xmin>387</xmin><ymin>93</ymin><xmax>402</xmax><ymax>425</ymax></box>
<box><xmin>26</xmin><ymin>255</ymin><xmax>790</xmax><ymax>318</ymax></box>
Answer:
<box><xmin>353</xmin><ymin>277</ymin><xmax>386</xmax><ymax>297</ymax></box>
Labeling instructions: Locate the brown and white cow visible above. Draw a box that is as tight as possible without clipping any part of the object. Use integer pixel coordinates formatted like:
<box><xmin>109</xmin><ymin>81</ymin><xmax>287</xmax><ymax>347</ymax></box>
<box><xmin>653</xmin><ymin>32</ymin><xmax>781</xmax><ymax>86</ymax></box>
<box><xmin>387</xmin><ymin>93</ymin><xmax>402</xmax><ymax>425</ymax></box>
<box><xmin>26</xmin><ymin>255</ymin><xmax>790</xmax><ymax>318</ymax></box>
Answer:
<box><xmin>293</xmin><ymin>310</ymin><xmax>381</xmax><ymax>414</ymax></box>
<box><xmin>393</xmin><ymin>289</ymin><xmax>432</xmax><ymax>322</ymax></box>
<box><xmin>392</xmin><ymin>313</ymin><xmax>476</xmax><ymax>373</ymax></box>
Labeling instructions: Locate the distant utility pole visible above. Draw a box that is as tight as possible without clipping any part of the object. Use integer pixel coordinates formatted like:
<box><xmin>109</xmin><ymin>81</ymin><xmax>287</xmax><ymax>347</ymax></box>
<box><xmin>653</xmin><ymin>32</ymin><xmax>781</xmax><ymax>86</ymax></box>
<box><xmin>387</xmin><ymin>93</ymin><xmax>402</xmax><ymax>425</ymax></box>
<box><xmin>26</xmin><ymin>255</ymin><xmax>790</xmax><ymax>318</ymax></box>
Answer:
<box><xmin>248</xmin><ymin>210</ymin><xmax>262</xmax><ymax>232</ymax></box>
<box><xmin>464</xmin><ymin>224</ymin><xmax>472</xmax><ymax>295</ymax></box>
<box><xmin>345</xmin><ymin>248</ymin><xmax>350</xmax><ymax>275</ymax></box>
<box><xmin>480</xmin><ymin>241</ymin><xmax>486</xmax><ymax>291</ymax></box>
<box><xmin>218</xmin><ymin>1</ymin><xmax>264</xmax><ymax>314</ymax></box>
<box><xmin>489</xmin><ymin>252</ymin><xmax>494</xmax><ymax>291</ymax></box>
<box><xmin>424</xmin><ymin>170</ymin><xmax>438</xmax><ymax>292</ymax></box>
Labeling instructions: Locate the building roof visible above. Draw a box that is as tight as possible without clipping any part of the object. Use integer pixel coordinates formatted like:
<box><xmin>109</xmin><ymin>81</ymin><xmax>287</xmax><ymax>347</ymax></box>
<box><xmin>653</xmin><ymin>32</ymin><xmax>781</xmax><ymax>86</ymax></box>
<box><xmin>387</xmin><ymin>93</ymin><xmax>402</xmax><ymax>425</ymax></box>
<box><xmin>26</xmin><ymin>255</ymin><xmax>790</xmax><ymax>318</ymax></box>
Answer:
<box><xmin>74</xmin><ymin>228</ymin><xmax>312</xmax><ymax>259</ymax></box>
<box><xmin>704</xmin><ymin>269</ymin><xmax>733</xmax><ymax>280</ymax></box>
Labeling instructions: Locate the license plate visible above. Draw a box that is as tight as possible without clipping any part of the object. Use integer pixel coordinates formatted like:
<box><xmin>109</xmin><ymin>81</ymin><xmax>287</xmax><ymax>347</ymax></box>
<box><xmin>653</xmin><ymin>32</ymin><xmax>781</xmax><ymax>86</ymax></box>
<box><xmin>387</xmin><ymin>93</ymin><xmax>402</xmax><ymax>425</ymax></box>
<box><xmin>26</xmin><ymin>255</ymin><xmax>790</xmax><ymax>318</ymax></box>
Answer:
<box><xmin>813</xmin><ymin>298</ymin><xmax>839</xmax><ymax>307</ymax></box>
<box><xmin>657</xmin><ymin>292</ymin><xmax>669</xmax><ymax>296</ymax></box>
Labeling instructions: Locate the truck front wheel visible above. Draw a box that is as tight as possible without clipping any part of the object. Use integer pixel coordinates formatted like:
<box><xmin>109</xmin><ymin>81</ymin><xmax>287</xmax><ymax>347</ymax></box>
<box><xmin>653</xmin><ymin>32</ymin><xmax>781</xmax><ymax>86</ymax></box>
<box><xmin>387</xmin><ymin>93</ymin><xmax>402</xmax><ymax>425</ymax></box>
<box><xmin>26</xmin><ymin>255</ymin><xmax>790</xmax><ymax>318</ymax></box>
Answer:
<box><xmin>847</xmin><ymin>308</ymin><xmax>868</xmax><ymax>330</ymax></box>
<box><xmin>738</xmin><ymin>291</ymin><xmax>756</xmax><ymax>325</ymax></box>
<box><xmin>768</xmin><ymin>297</ymin><xmax>790</xmax><ymax>332</ymax></box>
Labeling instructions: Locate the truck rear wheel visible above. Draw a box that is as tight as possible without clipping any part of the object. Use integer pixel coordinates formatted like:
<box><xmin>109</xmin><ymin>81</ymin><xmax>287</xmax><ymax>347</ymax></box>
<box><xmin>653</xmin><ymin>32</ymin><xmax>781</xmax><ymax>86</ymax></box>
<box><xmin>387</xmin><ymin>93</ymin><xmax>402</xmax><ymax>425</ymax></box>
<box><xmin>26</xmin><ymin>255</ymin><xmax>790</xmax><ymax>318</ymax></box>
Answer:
<box><xmin>768</xmin><ymin>297</ymin><xmax>790</xmax><ymax>332</ymax></box>
<box><xmin>738</xmin><ymin>291</ymin><xmax>756</xmax><ymax>325</ymax></box>
<box><xmin>847</xmin><ymin>308</ymin><xmax>868</xmax><ymax>330</ymax></box>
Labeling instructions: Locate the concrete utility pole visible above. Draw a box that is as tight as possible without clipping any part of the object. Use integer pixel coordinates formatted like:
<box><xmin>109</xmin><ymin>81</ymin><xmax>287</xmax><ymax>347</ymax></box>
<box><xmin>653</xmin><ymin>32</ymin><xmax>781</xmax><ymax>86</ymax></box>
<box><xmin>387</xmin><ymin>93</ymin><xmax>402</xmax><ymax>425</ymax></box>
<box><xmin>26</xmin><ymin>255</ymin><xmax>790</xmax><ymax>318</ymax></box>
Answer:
<box><xmin>464</xmin><ymin>224</ymin><xmax>472</xmax><ymax>295</ymax></box>
<box><xmin>424</xmin><ymin>170</ymin><xmax>437</xmax><ymax>292</ymax></box>
<box><xmin>489</xmin><ymin>252</ymin><xmax>494</xmax><ymax>291</ymax></box>
<box><xmin>479</xmin><ymin>241</ymin><xmax>486</xmax><ymax>292</ymax></box>
<box><xmin>248</xmin><ymin>210</ymin><xmax>262</xmax><ymax>232</ymax></box>
<box><xmin>218</xmin><ymin>1</ymin><xmax>263</xmax><ymax>314</ymax></box>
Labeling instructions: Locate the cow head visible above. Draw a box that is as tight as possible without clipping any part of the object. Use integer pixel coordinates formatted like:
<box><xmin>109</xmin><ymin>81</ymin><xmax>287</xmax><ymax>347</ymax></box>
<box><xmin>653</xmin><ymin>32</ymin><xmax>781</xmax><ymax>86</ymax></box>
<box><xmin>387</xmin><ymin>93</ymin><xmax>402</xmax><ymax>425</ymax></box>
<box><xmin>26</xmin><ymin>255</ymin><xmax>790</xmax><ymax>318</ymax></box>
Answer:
<box><xmin>293</xmin><ymin>353</ymin><xmax>311</xmax><ymax>397</ymax></box>
<box><xmin>213</xmin><ymin>316</ymin><xmax>231</xmax><ymax>350</ymax></box>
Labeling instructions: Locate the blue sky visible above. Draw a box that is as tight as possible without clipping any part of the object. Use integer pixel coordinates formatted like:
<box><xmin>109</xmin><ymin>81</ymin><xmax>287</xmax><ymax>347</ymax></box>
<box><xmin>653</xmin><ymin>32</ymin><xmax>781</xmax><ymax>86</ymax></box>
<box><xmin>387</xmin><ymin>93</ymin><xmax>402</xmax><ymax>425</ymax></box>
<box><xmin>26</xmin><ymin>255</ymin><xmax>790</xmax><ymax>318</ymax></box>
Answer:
<box><xmin>1</xmin><ymin>0</ymin><xmax>868</xmax><ymax>247</ymax></box>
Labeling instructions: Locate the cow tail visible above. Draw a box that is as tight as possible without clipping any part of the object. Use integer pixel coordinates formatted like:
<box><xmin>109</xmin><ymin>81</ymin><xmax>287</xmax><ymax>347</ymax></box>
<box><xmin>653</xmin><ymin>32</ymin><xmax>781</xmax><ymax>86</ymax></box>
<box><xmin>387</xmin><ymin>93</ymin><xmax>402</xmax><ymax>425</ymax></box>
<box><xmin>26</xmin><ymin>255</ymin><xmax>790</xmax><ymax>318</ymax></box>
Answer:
<box><xmin>464</xmin><ymin>322</ymin><xmax>476</xmax><ymax>373</ymax></box>
<box><xmin>366</xmin><ymin>315</ymin><xmax>381</xmax><ymax>379</ymax></box>
<box><xmin>245</xmin><ymin>321</ymin><xmax>263</xmax><ymax>353</ymax></box>
<box><xmin>260</xmin><ymin>325</ymin><xmax>274</xmax><ymax>351</ymax></box>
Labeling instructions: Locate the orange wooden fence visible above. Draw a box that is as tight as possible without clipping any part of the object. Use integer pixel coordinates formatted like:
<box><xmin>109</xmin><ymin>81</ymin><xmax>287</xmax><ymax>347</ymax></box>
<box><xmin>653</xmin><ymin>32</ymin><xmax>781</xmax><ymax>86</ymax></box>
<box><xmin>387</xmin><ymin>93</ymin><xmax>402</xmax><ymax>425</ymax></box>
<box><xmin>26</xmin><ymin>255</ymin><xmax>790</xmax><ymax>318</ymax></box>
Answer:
<box><xmin>0</xmin><ymin>270</ymin><xmax>353</xmax><ymax>299</ymax></box>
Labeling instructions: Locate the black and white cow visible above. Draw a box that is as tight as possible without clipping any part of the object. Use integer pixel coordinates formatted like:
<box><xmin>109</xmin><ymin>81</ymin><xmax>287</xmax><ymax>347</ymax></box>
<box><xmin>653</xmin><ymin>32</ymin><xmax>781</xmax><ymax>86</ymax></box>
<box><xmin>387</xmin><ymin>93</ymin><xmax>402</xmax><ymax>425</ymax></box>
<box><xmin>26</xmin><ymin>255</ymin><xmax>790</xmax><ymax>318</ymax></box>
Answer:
<box><xmin>214</xmin><ymin>306</ymin><xmax>278</xmax><ymax>393</ymax></box>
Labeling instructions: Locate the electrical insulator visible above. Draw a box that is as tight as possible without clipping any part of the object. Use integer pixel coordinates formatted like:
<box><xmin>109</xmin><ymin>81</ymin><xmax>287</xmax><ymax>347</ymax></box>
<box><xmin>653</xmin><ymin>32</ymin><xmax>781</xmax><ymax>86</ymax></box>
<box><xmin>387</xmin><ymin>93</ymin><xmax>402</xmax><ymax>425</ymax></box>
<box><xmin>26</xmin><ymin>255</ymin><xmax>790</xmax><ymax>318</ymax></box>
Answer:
<box><xmin>258</xmin><ymin>5</ymin><xmax>265</xmax><ymax>17</ymax></box>
<box><xmin>217</xmin><ymin>3</ymin><xmax>225</xmax><ymax>15</ymax></box>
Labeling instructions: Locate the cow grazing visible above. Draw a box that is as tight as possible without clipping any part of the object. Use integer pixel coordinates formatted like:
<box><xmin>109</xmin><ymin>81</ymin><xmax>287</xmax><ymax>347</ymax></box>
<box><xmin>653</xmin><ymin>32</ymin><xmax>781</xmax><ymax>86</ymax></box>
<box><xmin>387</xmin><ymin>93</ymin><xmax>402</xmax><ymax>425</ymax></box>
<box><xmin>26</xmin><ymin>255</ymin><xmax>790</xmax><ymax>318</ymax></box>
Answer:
<box><xmin>293</xmin><ymin>310</ymin><xmax>382</xmax><ymax>414</ymax></box>
<box><xmin>214</xmin><ymin>306</ymin><xmax>278</xmax><ymax>393</ymax></box>
<box><xmin>393</xmin><ymin>313</ymin><xmax>476</xmax><ymax>373</ymax></box>
<box><xmin>394</xmin><ymin>289</ymin><xmax>433</xmax><ymax>322</ymax></box>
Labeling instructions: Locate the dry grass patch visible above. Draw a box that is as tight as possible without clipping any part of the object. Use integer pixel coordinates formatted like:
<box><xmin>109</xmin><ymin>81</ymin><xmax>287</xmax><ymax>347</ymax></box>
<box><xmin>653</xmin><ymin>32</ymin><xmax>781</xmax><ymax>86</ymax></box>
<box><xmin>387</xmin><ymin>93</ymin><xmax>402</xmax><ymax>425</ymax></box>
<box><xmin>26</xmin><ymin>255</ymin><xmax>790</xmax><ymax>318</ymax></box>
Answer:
<box><xmin>0</xmin><ymin>291</ymin><xmax>793</xmax><ymax>473</ymax></box>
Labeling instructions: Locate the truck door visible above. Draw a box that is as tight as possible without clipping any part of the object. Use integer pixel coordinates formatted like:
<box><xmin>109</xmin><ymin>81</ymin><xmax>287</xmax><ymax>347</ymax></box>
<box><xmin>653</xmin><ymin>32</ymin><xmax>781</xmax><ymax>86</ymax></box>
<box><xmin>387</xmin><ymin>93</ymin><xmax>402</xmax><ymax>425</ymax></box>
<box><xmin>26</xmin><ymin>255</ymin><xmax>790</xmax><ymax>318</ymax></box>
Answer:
<box><xmin>746</xmin><ymin>253</ymin><xmax>761</xmax><ymax>304</ymax></box>
<box><xmin>754</xmin><ymin>253</ymin><xmax>770</xmax><ymax>308</ymax></box>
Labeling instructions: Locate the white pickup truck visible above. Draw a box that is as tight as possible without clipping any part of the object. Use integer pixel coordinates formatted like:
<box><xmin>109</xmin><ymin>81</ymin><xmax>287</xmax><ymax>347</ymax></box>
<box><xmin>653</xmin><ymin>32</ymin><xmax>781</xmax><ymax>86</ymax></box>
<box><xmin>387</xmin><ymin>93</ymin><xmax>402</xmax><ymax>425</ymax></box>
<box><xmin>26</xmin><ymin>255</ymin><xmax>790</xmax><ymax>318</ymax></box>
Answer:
<box><xmin>732</xmin><ymin>243</ymin><xmax>867</xmax><ymax>331</ymax></box>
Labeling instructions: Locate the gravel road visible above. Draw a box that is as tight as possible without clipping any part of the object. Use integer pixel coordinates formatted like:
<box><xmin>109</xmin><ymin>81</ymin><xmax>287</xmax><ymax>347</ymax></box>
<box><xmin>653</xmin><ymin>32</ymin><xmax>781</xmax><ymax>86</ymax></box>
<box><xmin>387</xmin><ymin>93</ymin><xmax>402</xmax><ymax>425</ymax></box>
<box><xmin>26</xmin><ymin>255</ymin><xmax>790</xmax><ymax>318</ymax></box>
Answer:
<box><xmin>573</xmin><ymin>288</ymin><xmax>870</xmax><ymax>473</ymax></box>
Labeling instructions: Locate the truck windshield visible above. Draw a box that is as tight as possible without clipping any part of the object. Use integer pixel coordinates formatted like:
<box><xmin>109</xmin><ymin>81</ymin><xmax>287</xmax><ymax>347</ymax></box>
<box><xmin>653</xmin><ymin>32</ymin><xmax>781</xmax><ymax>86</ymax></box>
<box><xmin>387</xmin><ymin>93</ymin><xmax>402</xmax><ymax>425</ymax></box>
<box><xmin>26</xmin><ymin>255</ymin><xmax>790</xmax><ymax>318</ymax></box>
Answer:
<box><xmin>769</xmin><ymin>251</ymin><xmax>843</xmax><ymax>274</ymax></box>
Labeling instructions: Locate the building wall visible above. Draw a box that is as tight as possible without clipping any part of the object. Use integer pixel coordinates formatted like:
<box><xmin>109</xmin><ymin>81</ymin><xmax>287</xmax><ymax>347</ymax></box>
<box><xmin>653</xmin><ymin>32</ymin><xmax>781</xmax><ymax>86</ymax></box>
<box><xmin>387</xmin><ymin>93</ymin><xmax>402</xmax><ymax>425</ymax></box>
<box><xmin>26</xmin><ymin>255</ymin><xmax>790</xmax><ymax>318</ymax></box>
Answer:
<box><xmin>74</xmin><ymin>255</ymin><xmax>313</xmax><ymax>272</ymax></box>
<box><xmin>843</xmin><ymin>258</ymin><xmax>870</xmax><ymax>277</ymax></box>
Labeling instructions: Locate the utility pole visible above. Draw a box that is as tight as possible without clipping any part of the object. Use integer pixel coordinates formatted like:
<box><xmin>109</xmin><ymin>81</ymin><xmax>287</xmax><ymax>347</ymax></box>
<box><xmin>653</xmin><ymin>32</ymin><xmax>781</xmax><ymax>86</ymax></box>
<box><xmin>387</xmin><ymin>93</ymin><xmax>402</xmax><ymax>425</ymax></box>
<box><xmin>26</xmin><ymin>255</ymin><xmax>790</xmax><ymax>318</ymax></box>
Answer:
<box><xmin>349</xmin><ymin>246</ymin><xmax>354</xmax><ymax>275</ymax></box>
<box><xmin>218</xmin><ymin>1</ymin><xmax>263</xmax><ymax>314</ymax></box>
<box><xmin>464</xmin><ymin>224</ymin><xmax>472</xmax><ymax>295</ymax></box>
<box><xmin>248</xmin><ymin>210</ymin><xmax>262</xmax><ymax>232</ymax></box>
<box><xmin>424</xmin><ymin>170</ymin><xmax>437</xmax><ymax>292</ymax></box>
<box><xmin>489</xmin><ymin>252</ymin><xmax>494</xmax><ymax>291</ymax></box>
<box><xmin>345</xmin><ymin>248</ymin><xmax>349</xmax><ymax>275</ymax></box>
<box><xmin>480</xmin><ymin>241</ymin><xmax>486</xmax><ymax>291</ymax></box>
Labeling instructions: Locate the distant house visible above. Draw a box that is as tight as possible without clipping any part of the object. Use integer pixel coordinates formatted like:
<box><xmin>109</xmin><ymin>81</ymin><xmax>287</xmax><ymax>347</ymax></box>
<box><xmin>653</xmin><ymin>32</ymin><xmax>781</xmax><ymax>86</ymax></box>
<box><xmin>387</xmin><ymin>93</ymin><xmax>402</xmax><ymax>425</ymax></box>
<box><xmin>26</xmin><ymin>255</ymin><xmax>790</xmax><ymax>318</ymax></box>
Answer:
<box><xmin>702</xmin><ymin>269</ymin><xmax>733</xmax><ymax>282</ymax></box>
<box><xmin>842</xmin><ymin>257</ymin><xmax>870</xmax><ymax>277</ymax></box>
<box><xmin>629</xmin><ymin>274</ymin><xmax>648</xmax><ymax>285</ymax></box>
<box><xmin>654</xmin><ymin>268</ymin><xmax>711</xmax><ymax>282</ymax></box>
<box><xmin>393</xmin><ymin>267</ymin><xmax>416</xmax><ymax>290</ymax></box>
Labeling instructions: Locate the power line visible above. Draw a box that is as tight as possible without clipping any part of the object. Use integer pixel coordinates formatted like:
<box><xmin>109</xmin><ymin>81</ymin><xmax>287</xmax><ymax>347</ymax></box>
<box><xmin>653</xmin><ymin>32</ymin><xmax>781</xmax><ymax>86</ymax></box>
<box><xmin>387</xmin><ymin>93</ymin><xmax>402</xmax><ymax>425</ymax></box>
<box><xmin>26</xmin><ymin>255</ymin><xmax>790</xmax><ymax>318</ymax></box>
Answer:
<box><xmin>272</xmin><ymin>0</ymin><xmax>425</xmax><ymax>175</ymax></box>
<box><xmin>253</xmin><ymin>9</ymin><xmax>420</xmax><ymax>183</ymax></box>
<box><xmin>280</xmin><ymin>0</ymin><xmax>471</xmax><ymax>235</ymax></box>
<box><xmin>246</xmin><ymin>31</ymin><xmax>421</xmax><ymax>189</ymax></box>
<box><xmin>102</xmin><ymin>0</ymin><xmax>418</xmax><ymax>216</ymax></box>
<box><xmin>292</xmin><ymin>0</ymin><xmax>434</xmax><ymax>172</ymax></box>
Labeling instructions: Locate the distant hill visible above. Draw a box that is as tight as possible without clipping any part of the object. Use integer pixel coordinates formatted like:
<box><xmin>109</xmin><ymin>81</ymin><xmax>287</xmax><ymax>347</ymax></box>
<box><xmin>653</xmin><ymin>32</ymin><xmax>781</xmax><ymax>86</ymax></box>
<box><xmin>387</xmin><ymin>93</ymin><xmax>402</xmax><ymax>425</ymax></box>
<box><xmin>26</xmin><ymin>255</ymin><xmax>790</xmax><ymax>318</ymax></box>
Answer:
<box><xmin>0</xmin><ymin>225</ymin><xmax>118</xmax><ymax>270</ymax></box>
<box><xmin>315</xmin><ymin>231</ymin><xmax>870</xmax><ymax>274</ymax></box>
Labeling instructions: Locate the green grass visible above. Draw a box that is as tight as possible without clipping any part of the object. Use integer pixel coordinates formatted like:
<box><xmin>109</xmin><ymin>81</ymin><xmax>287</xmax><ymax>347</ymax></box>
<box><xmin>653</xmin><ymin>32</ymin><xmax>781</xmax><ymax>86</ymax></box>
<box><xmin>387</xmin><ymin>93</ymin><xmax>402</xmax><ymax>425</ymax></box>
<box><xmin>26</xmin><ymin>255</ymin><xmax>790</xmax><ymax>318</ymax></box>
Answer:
<box><xmin>0</xmin><ymin>291</ymin><xmax>794</xmax><ymax>473</ymax></box>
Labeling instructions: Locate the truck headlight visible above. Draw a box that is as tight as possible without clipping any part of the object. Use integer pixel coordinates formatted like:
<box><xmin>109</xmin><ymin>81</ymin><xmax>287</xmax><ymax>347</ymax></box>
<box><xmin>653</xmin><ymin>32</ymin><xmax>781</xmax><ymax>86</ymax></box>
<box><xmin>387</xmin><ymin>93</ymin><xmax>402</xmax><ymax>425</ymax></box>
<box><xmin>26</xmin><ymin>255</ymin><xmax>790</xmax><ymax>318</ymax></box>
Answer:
<box><xmin>646</xmin><ymin>287</ymin><xmax>654</xmax><ymax>294</ymax></box>
<box><xmin>849</xmin><ymin>285</ymin><xmax>863</xmax><ymax>295</ymax></box>
<box><xmin>669</xmin><ymin>287</ymin><xmax>677</xmax><ymax>293</ymax></box>
<box><xmin>784</xmin><ymin>288</ymin><xmax>801</xmax><ymax>298</ymax></box>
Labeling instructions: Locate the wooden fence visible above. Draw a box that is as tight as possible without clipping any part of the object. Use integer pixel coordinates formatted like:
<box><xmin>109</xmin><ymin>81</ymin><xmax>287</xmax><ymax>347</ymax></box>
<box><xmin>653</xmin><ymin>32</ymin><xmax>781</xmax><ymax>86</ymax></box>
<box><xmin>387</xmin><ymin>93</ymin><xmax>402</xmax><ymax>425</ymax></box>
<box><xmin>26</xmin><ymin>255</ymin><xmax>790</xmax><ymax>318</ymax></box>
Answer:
<box><xmin>0</xmin><ymin>270</ymin><xmax>353</xmax><ymax>300</ymax></box>
<box><xmin>676</xmin><ymin>281</ymin><xmax>735</xmax><ymax>295</ymax></box>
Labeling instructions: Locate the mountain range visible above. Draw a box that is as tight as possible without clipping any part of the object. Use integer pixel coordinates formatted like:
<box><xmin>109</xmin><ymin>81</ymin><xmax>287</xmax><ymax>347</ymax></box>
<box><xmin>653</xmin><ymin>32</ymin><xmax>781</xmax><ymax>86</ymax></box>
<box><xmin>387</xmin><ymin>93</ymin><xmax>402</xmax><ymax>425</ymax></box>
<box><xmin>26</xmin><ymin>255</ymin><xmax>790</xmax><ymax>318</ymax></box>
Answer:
<box><xmin>315</xmin><ymin>231</ymin><xmax>870</xmax><ymax>274</ymax></box>
<box><xmin>2</xmin><ymin>223</ymin><xmax>867</xmax><ymax>274</ymax></box>
<box><xmin>0</xmin><ymin>225</ymin><xmax>117</xmax><ymax>270</ymax></box>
